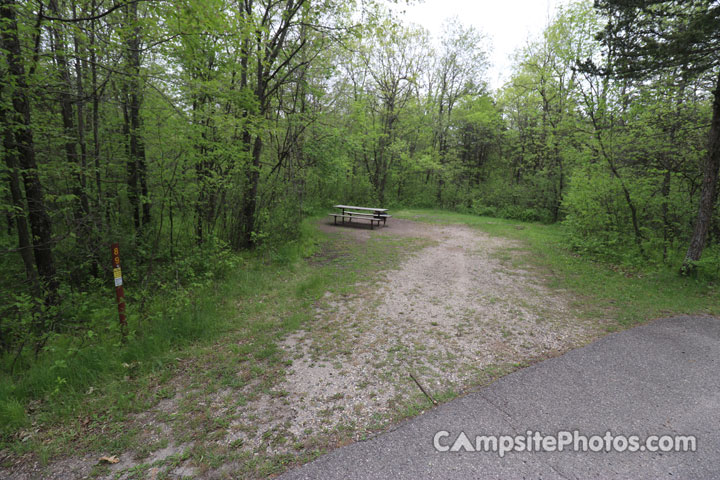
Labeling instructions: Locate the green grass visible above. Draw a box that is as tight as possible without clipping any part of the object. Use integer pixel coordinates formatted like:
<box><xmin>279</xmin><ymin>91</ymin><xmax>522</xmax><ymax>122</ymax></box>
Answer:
<box><xmin>395</xmin><ymin>208</ymin><xmax>720</xmax><ymax>327</ymax></box>
<box><xmin>0</xmin><ymin>216</ymin><xmax>429</xmax><ymax>476</ymax></box>
<box><xmin>4</xmin><ymin>209</ymin><xmax>717</xmax><ymax>477</ymax></box>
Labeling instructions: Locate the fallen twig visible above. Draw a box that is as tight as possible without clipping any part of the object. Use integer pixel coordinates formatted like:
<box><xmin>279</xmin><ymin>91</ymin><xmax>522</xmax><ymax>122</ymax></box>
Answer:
<box><xmin>409</xmin><ymin>372</ymin><xmax>438</xmax><ymax>406</ymax></box>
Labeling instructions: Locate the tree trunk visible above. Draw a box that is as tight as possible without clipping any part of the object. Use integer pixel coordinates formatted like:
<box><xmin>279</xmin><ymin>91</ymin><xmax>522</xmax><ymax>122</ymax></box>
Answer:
<box><xmin>2</xmin><ymin>125</ymin><xmax>38</xmax><ymax>293</ymax></box>
<box><xmin>0</xmin><ymin>53</ymin><xmax>36</xmax><ymax>289</ymax></box>
<box><xmin>124</xmin><ymin>1</ymin><xmax>149</xmax><ymax>231</ymax></box>
<box><xmin>661</xmin><ymin>167</ymin><xmax>672</xmax><ymax>262</ymax></box>
<box><xmin>49</xmin><ymin>0</ymin><xmax>89</xmax><ymax>225</ymax></box>
<box><xmin>0</xmin><ymin>0</ymin><xmax>58</xmax><ymax>304</ymax></box>
<box><xmin>90</xmin><ymin>0</ymin><xmax>103</xmax><ymax>222</ymax></box>
<box><xmin>682</xmin><ymin>69</ymin><xmax>720</xmax><ymax>274</ymax></box>
<box><xmin>586</xmin><ymin>97</ymin><xmax>645</xmax><ymax>255</ymax></box>
<box><xmin>240</xmin><ymin>135</ymin><xmax>263</xmax><ymax>248</ymax></box>
<box><xmin>72</xmin><ymin>2</ymin><xmax>89</xmax><ymax>217</ymax></box>
<box><xmin>122</xmin><ymin>96</ymin><xmax>140</xmax><ymax>229</ymax></box>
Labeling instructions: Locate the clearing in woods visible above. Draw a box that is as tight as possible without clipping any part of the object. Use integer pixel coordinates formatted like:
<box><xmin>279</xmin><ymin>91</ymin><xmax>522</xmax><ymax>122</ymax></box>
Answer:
<box><xmin>3</xmin><ymin>216</ymin><xmax>605</xmax><ymax>479</ymax></box>
<box><xmin>273</xmin><ymin>217</ymin><xmax>601</xmax><ymax>445</ymax></box>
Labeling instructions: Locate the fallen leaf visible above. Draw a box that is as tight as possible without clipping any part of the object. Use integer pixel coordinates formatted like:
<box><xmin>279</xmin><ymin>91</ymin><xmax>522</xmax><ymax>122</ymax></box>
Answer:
<box><xmin>98</xmin><ymin>455</ymin><xmax>119</xmax><ymax>464</ymax></box>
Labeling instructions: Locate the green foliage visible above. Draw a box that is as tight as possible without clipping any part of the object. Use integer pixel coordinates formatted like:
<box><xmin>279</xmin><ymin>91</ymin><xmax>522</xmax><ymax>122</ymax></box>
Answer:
<box><xmin>0</xmin><ymin>397</ymin><xmax>27</xmax><ymax>433</ymax></box>
<box><xmin>0</xmin><ymin>237</ymin><xmax>239</xmax><ymax>438</ymax></box>
<box><xmin>1</xmin><ymin>0</ymin><xmax>719</xmax><ymax>454</ymax></box>
<box><xmin>563</xmin><ymin>162</ymin><xmax>635</xmax><ymax>259</ymax></box>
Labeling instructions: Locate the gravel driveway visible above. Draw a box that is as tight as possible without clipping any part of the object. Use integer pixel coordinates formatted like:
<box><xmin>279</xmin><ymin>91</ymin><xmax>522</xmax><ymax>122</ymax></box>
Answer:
<box><xmin>231</xmin><ymin>218</ymin><xmax>603</xmax><ymax>456</ymax></box>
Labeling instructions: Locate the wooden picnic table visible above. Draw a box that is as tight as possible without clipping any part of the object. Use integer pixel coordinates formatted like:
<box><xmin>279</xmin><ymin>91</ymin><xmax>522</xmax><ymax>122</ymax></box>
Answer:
<box><xmin>334</xmin><ymin>205</ymin><xmax>388</xmax><ymax>215</ymax></box>
<box><xmin>330</xmin><ymin>205</ymin><xmax>391</xmax><ymax>229</ymax></box>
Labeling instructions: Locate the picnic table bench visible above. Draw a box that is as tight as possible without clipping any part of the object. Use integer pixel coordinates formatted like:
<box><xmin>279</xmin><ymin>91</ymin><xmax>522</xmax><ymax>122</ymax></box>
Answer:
<box><xmin>329</xmin><ymin>205</ymin><xmax>391</xmax><ymax>229</ymax></box>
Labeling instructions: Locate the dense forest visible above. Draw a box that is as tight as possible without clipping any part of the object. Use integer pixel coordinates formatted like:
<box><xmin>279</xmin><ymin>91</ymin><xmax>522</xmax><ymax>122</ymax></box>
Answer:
<box><xmin>1</xmin><ymin>0</ymin><xmax>719</xmax><ymax>429</ymax></box>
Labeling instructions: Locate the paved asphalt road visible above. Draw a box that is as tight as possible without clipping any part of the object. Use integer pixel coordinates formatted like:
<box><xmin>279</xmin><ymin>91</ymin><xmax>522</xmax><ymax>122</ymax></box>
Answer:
<box><xmin>280</xmin><ymin>316</ymin><xmax>720</xmax><ymax>479</ymax></box>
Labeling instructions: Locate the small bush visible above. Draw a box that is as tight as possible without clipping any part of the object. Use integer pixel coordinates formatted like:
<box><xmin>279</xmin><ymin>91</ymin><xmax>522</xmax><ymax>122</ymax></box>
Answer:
<box><xmin>471</xmin><ymin>202</ymin><xmax>497</xmax><ymax>217</ymax></box>
<box><xmin>0</xmin><ymin>397</ymin><xmax>27</xmax><ymax>435</ymax></box>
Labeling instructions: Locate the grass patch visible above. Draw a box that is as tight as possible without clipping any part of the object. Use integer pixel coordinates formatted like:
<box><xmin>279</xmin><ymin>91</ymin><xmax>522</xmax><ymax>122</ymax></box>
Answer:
<box><xmin>8</xmin><ymin>209</ymin><xmax>713</xmax><ymax>478</ymax></box>
<box><xmin>0</xmin><ymin>216</ymin><xmax>429</xmax><ymax>478</ymax></box>
<box><xmin>395</xmin><ymin>209</ymin><xmax>720</xmax><ymax>327</ymax></box>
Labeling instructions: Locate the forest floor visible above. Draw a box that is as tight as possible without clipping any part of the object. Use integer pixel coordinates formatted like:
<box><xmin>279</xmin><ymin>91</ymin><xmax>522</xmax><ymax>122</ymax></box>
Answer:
<box><xmin>4</xmin><ymin>213</ymin><xmax>711</xmax><ymax>479</ymax></box>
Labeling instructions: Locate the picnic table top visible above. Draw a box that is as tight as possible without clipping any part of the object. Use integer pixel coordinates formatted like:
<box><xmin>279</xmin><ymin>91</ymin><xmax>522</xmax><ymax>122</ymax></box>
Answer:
<box><xmin>333</xmin><ymin>205</ymin><xmax>388</xmax><ymax>212</ymax></box>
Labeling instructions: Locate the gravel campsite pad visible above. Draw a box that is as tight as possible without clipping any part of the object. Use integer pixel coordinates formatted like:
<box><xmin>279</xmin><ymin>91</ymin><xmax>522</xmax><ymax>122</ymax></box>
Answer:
<box><xmin>259</xmin><ymin>218</ymin><xmax>602</xmax><ymax>453</ymax></box>
<box><xmin>3</xmin><ymin>217</ymin><xmax>604</xmax><ymax>479</ymax></box>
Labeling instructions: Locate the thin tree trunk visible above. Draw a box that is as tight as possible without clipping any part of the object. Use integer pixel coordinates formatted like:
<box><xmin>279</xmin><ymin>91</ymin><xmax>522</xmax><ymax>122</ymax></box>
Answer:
<box><xmin>122</xmin><ymin>96</ymin><xmax>140</xmax><ymax>229</ymax></box>
<box><xmin>90</xmin><ymin>0</ymin><xmax>102</xmax><ymax>222</ymax></box>
<box><xmin>657</xmin><ymin>169</ymin><xmax>670</xmax><ymax>262</ymax></box>
<box><xmin>124</xmin><ymin>1</ymin><xmax>148</xmax><ymax>231</ymax></box>
<box><xmin>240</xmin><ymin>135</ymin><xmax>263</xmax><ymax>248</ymax></box>
<box><xmin>49</xmin><ymin>0</ymin><xmax>89</xmax><ymax>227</ymax></box>
<box><xmin>72</xmin><ymin>2</ymin><xmax>89</xmax><ymax>216</ymax></box>
<box><xmin>587</xmin><ymin>104</ymin><xmax>645</xmax><ymax>254</ymax></box>
<box><xmin>682</xmin><ymin>69</ymin><xmax>720</xmax><ymax>274</ymax></box>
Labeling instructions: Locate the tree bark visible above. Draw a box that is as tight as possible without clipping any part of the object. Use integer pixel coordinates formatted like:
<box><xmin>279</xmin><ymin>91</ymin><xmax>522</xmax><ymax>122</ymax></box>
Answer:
<box><xmin>122</xmin><ymin>96</ymin><xmax>140</xmax><ymax>229</ymax></box>
<box><xmin>0</xmin><ymin>48</ymin><xmax>36</xmax><ymax>289</ymax></box>
<box><xmin>0</xmin><ymin>0</ymin><xmax>59</xmax><ymax>304</ymax></box>
<box><xmin>661</xmin><ymin>167</ymin><xmax>672</xmax><ymax>262</ymax></box>
<box><xmin>240</xmin><ymin>135</ymin><xmax>263</xmax><ymax>248</ymax></box>
<box><xmin>124</xmin><ymin>1</ymin><xmax>149</xmax><ymax>231</ymax></box>
<box><xmin>682</xmin><ymin>69</ymin><xmax>720</xmax><ymax>274</ymax></box>
<box><xmin>48</xmin><ymin>0</ymin><xmax>90</xmax><ymax>226</ymax></box>
<box><xmin>72</xmin><ymin>1</ymin><xmax>89</xmax><ymax>216</ymax></box>
<box><xmin>90</xmin><ymin>0</ymin><xmax>103</xmax><ymax>220</ymax></box>
<box><xmin>2</xmin><ymin>125</ymin><xmax>38</xmax><ymax>292</ymax></box>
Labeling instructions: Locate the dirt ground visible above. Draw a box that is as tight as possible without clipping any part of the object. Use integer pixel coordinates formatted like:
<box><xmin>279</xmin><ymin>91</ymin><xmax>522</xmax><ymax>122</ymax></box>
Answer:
<box><xmin>251</xmin><ymin>218</ymin><xmax>601</xmax><ymax>452</ymax></box>
<box><xmin>3</xmin><ymin>217</ymin><xmax>604</xmax><ymax>479</ymax></box>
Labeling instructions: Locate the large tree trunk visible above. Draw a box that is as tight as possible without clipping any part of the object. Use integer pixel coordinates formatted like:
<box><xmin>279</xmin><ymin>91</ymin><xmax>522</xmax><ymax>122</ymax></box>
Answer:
<box><xmin>0</xmin><ymin>0</ymin><xmax>59</xmax><ymax>305</ymax></box>
<box><xmin>682</xmin><ymin>69</ymin><xmax>720</xmax><ymax>274</ymax></box>
<box><xmin>0</xmin><ymin>55</ymin><xmax>36</xmax><ymax>289</ymax></box>
<box><xmin>2</xmin><ymin>125</ymin><xmax>38</xmax><ymax>292</ymax></box>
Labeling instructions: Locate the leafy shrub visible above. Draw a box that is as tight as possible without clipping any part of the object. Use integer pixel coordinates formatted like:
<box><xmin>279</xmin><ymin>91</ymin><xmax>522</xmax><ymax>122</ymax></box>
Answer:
<box><xmin>562</xmin><ymin>164</ymin><xmax>633</xmax><ymax>260</ymax></box>
<box><xmin>471</xmin><ymin>202</ymin><xmax>497</xmax><ymax>217</ymax></box>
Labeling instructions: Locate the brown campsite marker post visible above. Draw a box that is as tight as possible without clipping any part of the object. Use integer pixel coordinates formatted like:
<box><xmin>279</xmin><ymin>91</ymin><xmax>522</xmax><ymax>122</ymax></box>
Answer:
<box><xmin>110</xmin><ymin>242</ymin><xmax>127</xmax><ymax>336</ymax></box>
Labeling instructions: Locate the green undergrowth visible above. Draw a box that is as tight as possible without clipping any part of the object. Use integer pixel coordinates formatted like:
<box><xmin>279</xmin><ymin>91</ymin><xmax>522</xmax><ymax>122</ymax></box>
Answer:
<box><xmin>5</xmin><ymin>209</ymin><xmax>716</xmax><ymax>476</ymax></box>
<box><xmin>395</xmin><ymin>209</ymin><xmax>720</xmax><ymax>327</ymax></box>
<box><xmin>0</xmin><ymin>217</ymin><xmax>429</xmax><ymax>471</ymax></box>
